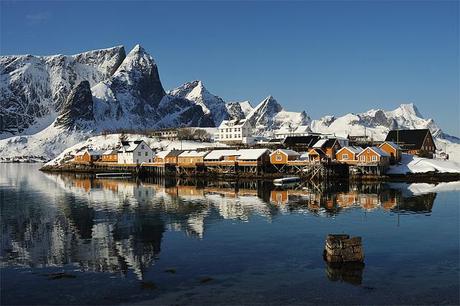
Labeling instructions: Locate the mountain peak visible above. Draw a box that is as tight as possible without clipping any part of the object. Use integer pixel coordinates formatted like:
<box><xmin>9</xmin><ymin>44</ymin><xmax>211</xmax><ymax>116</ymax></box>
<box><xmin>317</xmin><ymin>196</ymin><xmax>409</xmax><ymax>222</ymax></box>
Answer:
<box><xmin>397</xmin><ymin>103</ymin><xmax>422</xmax><ymax>118</ymax></box>
<box><xmin>131</xmin><ymin>44</ymin><xmax>145</xmax><ymax>54</ymax></box>
<box><xmin>258</xmin><ymin>95</ymin><xmax>283</xmax><ymax>112</ymax></box>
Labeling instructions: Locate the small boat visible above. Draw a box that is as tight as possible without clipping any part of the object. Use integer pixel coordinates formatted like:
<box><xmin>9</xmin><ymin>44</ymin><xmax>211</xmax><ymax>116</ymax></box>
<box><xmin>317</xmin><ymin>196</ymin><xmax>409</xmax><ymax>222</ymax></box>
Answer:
<box><xmin>95</xmin><ymin>172</ymin><xmax>132</xmax><ymax>178</ymax></box>
<box><xmin>273</xmin><ymin>176</ymin><xmax>301</xmax><ymax>187</ymax></box>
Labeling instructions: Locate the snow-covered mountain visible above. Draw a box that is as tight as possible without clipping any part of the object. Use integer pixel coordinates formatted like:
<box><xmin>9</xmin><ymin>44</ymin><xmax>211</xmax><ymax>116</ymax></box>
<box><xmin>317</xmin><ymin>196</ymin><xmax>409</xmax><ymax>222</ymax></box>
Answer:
<box><xmin>168</xmin><ymin>80</ymin><xmax>229</xmax><ymax>125</ymax></box>
<box><xmin>0</xmin><ymin>46</ymin><xmax>126</xmax><ymax>139</ymax></box>
<box><xmin>88</xmin><ymin>45</ymin><xmax>213</xmax><ymax>131</ymax></box>
<box><xmin>310</xmin><ymin>103</ymin><xmax>441</xmax><ymax>140</ymax></box>
<box><xmin>246</xmin><ymin>95</ymin><xmax>310</xmax><ymax>135</ymax></box>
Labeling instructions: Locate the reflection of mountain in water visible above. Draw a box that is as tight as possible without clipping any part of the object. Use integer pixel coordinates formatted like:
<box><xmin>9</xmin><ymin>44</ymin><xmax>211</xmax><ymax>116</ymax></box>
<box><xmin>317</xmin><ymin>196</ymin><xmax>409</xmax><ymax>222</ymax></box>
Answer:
<box><xmin>1</xmin><ymin>171</ymin><xmax>438</xmax><ymax>279</ymax></box>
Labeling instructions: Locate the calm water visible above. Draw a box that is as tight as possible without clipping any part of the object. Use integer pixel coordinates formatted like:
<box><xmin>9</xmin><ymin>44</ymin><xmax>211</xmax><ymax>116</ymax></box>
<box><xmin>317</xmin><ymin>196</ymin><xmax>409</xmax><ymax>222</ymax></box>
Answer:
<box><xmin>1</xmin><ymin>164</ymin><xmax>459</xmax><ymax>305</ymax></box>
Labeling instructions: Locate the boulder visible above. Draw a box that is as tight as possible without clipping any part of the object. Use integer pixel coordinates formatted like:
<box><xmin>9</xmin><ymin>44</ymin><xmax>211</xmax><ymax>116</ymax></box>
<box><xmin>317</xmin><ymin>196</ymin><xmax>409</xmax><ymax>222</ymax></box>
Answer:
<box><xmin>323</xmin><ymin>234</ymin><xmax>364</xmax><ymax>263</ymax></box>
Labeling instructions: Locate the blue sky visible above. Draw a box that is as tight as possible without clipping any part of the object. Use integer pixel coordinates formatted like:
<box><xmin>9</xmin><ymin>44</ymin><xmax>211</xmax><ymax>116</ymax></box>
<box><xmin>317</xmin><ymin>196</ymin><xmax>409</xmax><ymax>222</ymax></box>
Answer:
<box><xmin>1</xmin><ymin>1</ymin><xmax>459</xmax><ymax>135</ymax></box>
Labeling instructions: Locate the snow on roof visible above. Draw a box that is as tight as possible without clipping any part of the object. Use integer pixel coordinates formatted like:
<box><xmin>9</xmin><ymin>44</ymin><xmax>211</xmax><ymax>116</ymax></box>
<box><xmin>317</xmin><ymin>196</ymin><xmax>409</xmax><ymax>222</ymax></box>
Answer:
<box><xmin>76</xmin><ymin>149</ymin><xmax>102</xmax><ymax>156</ymax></box>
<box><xmin>118</xmin><ymin>140</ymin><xmax>148</xmax><ymax>152</ymax></box>
<box><xmin>204</xmin><ymin>149</ymin><xmax>240</xmax><ymax>160</ymax></box>
<box><xmin>309</xmin><ymin>148</ymin><xmax>327</xmax><ymax>156</ymax></box>
<box><xmin>381</xmin><ymin>141</ymin><xmax>402</xmax><ymax>150</ymax></box>
<box><xmin>103</xmin><ymin>149</ymin><xmax>117</xmax><ymax>155</ymax></box>
<box><xmin>179</xmin><ymin>150</ymin><xmax>209</xmax><ymax>157</ymax></box>
<box><xmin>271</xmin><ymin>149</ymin><xmax>300</xmax><ymax>157</ymax></box>
<box><xmin>218</xmin><ymin>118</ymin><xmax>249</xmax><ymax>129</ymax></box>
<box><xmin>237</xmin><ymin>149</ymin><xmax>269</xmax><ymax>160</ymax></box>
<box><xmin>299</xmin><ymin>152</ymin><xmax>309</xmax><ymax>159</ymax></box>
<box><xmin>357</xmin><ymin>146</ymin><xmax>390</xmax><ymax>157</ymax></box>
<box><xmin>313</xmin><ymin>139</ymin><xmax>328</xmax><ymax>148</ymax></box>
<box><xmin>337</xmin><ymin>146</ymin><xmax>363</xmax><ymax>155</ymax></box>
<box><xmin>156</xmin><ymin>150</ymin><xmax>170</xmax><ymax>159</ymax></box>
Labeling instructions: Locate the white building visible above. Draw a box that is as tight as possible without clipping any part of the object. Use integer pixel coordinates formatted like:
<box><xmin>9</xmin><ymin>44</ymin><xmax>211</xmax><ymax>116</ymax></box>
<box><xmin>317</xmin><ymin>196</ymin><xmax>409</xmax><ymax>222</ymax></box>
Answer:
<box><xmin>215</xmin><ymin>119</ymin><xmax>254</xmax><ymax>144</ymax></box>
<box><xmin>117</xmin><ymin>140</ymin><xmax>155</xmax><ymax>165</ymax></box>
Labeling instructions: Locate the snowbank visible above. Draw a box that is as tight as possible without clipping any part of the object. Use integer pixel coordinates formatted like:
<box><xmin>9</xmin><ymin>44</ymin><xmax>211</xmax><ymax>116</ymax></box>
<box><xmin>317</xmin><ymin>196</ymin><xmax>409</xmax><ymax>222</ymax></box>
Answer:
<box><xmin>387</xmin><ymin>154</ymin><xmax>460</xmax><ymax>174</ymax></box>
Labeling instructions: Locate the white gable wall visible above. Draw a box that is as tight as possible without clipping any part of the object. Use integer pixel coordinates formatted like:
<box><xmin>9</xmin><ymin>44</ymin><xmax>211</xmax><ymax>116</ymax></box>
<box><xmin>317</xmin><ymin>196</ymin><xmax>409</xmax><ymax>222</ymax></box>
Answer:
<box><xmin>117</xmin><ymin>141</ymin><xmax>155</xmax><ymax>164</ymax></box>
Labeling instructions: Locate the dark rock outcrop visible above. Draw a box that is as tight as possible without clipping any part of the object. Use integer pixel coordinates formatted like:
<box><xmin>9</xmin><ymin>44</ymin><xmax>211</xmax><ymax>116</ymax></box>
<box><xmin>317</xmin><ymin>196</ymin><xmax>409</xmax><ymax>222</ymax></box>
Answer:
<box><xmin>55</xmin><ymin>81</ymin><xmax>94</xmax><ymax>129</ymax></box>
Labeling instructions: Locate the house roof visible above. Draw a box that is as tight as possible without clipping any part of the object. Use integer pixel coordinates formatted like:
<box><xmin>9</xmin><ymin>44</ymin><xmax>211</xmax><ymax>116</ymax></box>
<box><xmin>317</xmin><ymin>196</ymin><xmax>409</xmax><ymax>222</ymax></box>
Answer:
<box><xmin>179</xmin><ymin>150</ymin><xmax>209</xmax><ymax>157</ymax></box>
<box><xmin>357</xmin><ymin>146</ymin><xmax>390</xmax><ymax>157</ymax></box>
<box><xmin>313</xmin><ymin>138</ymin><xmax>338</xmax><ymax>149</ymax></box>
<box><xmin>155</xmin><ymin>150</ymin><xmax>170</xmax><ymax>159</ymax></box>
<box><xmin>102</xmin><ymin>149</ymin><xmax>118</xmax><ymax>155</ymax></box>
<box><xmin>204</xmin><ymin>149</ymin><xmax>240</xmax><ymax>160</ymax></box>
<box><xmin>380</xmin><ymin>141</ymin><xmax>402</xmax><ymax>150</ymax></box>
<box><xmin>118</xmin><ymin>140</ymin><xmax>148</xmax><ymax>153</ymax></box>
<box><xmin>337</xmin><ymin>146</ymin><xmax>363</xmax><ymax>156</ymax></box>
<box><xmin>385</xmin><ymin>129</ymin><xmax>432</xmax><ymax>150</ymax></box>
<box><xmin>282</xmin><ymin>135</ymin><xmax>321</xmax><ymax>146</ymax></box>
<box><xmin>271</xmin><ymin>149</ymin><xmax>300</xmax><ymax>157</ymax></box>
<box><xmin>218</xmin><ymin>119</ymin><xmax>250</xmax><ymax>129</ymax></box>
<box><xmin>166</xmin><ymin>150</ymin><xmax>184</xmax><ymax>157</ymax></box>
<box><xmin>308</xmin><ymin>148</ymin><xmax>327</xmax><ymax>156</ymax></box>
<box><xmin>76</xmin><ymin>149</ymin><xmax>102</xmax><ymax>156</ymax></box>
<box><xmin>237</xmin><ymin>149</ymin><xmax>269</xmax><ymax>160</ymax></box>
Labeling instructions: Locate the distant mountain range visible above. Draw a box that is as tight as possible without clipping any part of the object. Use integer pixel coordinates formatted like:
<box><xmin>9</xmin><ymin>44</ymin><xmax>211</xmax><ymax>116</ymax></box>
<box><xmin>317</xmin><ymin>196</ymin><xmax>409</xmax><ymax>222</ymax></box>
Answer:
<box><xmin>0</xmin><ymin>44</ymin><xmax>458</xmax><ymax>161</ymax></box>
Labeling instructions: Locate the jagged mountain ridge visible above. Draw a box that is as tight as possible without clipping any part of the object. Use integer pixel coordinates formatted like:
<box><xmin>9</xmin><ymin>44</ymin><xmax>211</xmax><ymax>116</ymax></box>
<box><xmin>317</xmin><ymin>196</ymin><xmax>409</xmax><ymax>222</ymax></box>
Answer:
<box><xmin>0</xmin><ymin>46</ymin><xmax>126</xmax><ymax>138</ymax></box>
<box><xmin>57</xmin><ymin>45</ymin><xmax>214</xmax><ymax>131</ymax></box>
<box><xmin>310</xmin><ymin>103</ymin><xmax>443</xmax><ymax>140</ymax></box>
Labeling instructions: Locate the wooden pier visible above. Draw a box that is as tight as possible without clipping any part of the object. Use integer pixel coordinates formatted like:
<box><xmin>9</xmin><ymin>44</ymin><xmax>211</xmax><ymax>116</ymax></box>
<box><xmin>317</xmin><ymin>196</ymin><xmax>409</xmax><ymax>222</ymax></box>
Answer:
<box><xmin>41</xmin><ymin>159</ymin><xmax>351</xmax><ymax>181</ymax></box>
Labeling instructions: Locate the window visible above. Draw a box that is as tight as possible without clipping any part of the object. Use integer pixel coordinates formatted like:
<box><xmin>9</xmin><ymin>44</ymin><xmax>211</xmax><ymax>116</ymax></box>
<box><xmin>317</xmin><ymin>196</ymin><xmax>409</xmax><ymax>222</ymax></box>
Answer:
<box><xmin>141</xmin><ymin>145</ymin><xmax>144</xmax><ymax>149</ymax></box>
<box><xmin>138</xmin><ymin>152</ymin><xmax>141</xmax><ymax>156</ymax></box>
<box><xmin>145</xmin><ymin>152</ymin><xmax>148</xmax><ymax>156</ymax></box>
<box><xmin>360</xmin><ymin>155</ymin><xmax>365</xmax><ymax>161</ymax></box>
<box><xmin>342</xmin><ymin>154</ymin><xmax>349</xmax><ymax>160</ymax></box>
<box><xmin>276</xmin><ymin>155</ymin><xmax>282</xmax><ymax>161</ymax></box>
<box><xmin>372</xmin><ymin>155</ymin><xmax>377</xmax><ymax>161</ymax></box>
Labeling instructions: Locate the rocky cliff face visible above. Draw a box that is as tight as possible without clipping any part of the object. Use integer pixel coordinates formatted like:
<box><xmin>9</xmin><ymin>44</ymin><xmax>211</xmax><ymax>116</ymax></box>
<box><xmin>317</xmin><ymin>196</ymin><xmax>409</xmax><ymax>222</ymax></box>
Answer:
<box><xmin>0</xmin><ymin>46</ymin><xmax>125</xmax><ymax>138</ymax></box>
<box><xmin>55</xmin><ymin>81</ymin><xmax>94</xmax><ymax>130</ymax></box>
<box><xmin>91</xmin><ymin>45</ymin><xmax>212</xmax><ymax>130</ymax></box>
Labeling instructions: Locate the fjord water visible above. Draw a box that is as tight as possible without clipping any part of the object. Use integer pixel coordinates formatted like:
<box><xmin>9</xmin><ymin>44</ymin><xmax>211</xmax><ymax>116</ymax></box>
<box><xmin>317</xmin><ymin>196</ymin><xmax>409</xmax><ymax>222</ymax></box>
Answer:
<box><xmin>1</xmin><ymin>164</ymin><xmax>459</xmax><ymax>305</ymax></box>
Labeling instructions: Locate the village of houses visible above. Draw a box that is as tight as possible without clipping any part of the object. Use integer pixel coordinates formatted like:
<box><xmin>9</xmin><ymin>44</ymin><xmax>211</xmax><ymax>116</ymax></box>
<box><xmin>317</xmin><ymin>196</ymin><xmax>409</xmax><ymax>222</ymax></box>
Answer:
<box><xmin>64</xmin><ymin>118</ymin><xmax>444</xmax><ymax>180</ymax></box>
